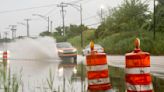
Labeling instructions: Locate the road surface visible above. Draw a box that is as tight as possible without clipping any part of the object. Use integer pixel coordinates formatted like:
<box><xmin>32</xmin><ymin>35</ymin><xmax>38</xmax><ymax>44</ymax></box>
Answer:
<box><xmin>0</xmin><ymin>37</ymin><xmax>164</xmax><ymax>92</ymax></box>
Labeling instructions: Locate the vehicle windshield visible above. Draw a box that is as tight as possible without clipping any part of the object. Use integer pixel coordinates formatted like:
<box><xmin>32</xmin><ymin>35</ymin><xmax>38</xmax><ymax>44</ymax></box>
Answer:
<box><xmin>56</xmin><ymin>42</ymin><xmax>73</xmax><ymax>48</ymax></box>
<box><xmin>85</xmin><ymin>44</ymin><xmax>101</xmax><ymax>49</ymax></box>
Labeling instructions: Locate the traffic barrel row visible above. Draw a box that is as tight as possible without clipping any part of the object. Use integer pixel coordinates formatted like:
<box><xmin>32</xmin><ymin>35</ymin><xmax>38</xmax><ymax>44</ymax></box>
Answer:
<box><xmin>86</xmin><ymin>39</ymin><xmax>153</xmax><ymax>92</ymax></box>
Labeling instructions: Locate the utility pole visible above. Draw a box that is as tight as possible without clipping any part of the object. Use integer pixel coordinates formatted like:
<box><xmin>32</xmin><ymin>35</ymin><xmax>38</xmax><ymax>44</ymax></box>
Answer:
<box><xmin>79</xmin><ymin>4</ymin><xmax>84</xmax><ymax>92</ymax></box>
<box><xmin>50</xmin><ymin>21</ymin><xmax>53</xmax><ymax>32</ymax></box>
<box><xmin>100</xmin><ymin>8</ymin><xmax>103</xmax><ymax>21</ymax></box>
<box><xmin>80</xmin><ymin>4</ymin><xmax>83</xmax><ymax>48</ymax></box>
<box><xmin>57</xmin><ymin>2</ymin><xmax>67</xmax><ymax>36</ymax></box>
<box><xmin>25</xmin><ymin>19</ymin><xmax>30</xmax><ymax>37</ymax></box>
<box><xmin>63</xmin><ymin>76</ymin><xmax>65</xmax><ymax>92</ymax></box>
<box><xmin>32</xmin><ymin>14</ymin><xmax>51</xmax><ymax>32</ymax></box>
<box><xmin>24</xmin><ymin>19</ymin><xmax>31</xmax><ymax>37</ymax></box>
<box><xmin>153</xmin><ymin>0</ymin><xmax>156</xmax><ymax>40</ymax></box>
<box><xmin>62</xmin><ymin>3</ymin><xmax>83</xmax><ymax>47</ymax></box>
<box><xmin>48</xmin><ymin>16</ymin><xmax>50</xmax><ymax>32</ymax></box>
<box><xmin>4</xmin><ymin>31</ymin><xmax>9</xmax><ymax>41</ymax></box>
<box><xmin>9</xmin><ymin>25</ymin><xmax>17</xmax><ymax>39</ymax></box>
<box><xmin>0</xmin><ymin>32</ymin><xmax>1</xmax><ymax>39</ymax></box>
<box><xmin>100</xmin><ymin>5</ymin><xmax>105</xmax><ymax>22</ymax></box>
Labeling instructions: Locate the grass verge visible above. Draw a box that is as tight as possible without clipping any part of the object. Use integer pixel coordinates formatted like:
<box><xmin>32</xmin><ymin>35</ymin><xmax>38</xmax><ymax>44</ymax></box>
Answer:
<box><xmin>67</xmin><ymin>31</ymin><xmax>164</xmax><ymax>55</ymax></box>
<box><xmin>76</xmin><ymin>64</ymin><xmax>164</xmax><ymax>92</ymax></box>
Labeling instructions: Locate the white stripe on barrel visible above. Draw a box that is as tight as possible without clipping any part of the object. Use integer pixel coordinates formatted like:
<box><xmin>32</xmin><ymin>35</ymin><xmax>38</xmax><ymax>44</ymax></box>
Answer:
<box><xmin>89</xmin><ymin>77</ymin><xmax>110</xmax><ymax>85</ymax></box>
<box><xmin>126</xmin><ymin>83</ymin><xmax>153</xmax><ymax>91</ymax></box>
<box><xmin>87</xmin><ymin>65</ymin><xmax>108</xmax><ymax>71</ymax></box>
<box><xmin>126</xmin><ymin>67</ymin><xmax>150</xmax><ymax>74</ymax></box>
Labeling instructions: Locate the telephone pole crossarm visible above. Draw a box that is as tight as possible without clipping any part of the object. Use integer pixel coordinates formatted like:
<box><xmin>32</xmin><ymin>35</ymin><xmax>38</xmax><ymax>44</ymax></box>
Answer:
<box><xmin>57</xmin><ymin>2</ymin><xmax>68</xmax><ymax>36</ymax></box>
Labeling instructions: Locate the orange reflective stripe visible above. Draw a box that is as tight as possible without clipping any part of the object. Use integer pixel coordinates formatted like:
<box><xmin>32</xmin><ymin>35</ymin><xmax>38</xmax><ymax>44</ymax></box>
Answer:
<box><xmin>86</xmin><ymin>53</ymin><xmax>107</xmax><ymax>66</ymax></box>
<box><xmin>88</xmin><ymin>70</ymin><xmax>109</xmax><ymax>79</ymax></box>
<box><xmin>126</xmin><ymin>56</ymin><xmax>150</xmax><ymax>68</ymax></box>
<box><xmin>126</xmin><ymin>52</ymin><xmax>149</xmax><ymax>59</ymax></box>
<box><xmin>126</xmin><ymin>74</ymin><xmax>152</xmax><ymax>85</ymax></box>
<box><xmin>88</xmin><ymin>83</ymin><xmax>112</xmax><ymax>91</ymax></box>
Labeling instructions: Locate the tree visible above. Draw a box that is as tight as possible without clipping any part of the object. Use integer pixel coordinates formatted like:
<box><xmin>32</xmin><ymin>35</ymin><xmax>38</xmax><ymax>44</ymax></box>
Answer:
<box><xmin>95</xmin><ymin>0</ymin><xmax>150</xmax><ymax>38</ymax></box>
<box><xmin>55</xmin><ymin>26</ymin><xmax>63</xmax><ymax>36</ymax></box>
<box><xmin>39</xmin><ymin>31</ymin><xmax>51</xmax><ymax>36</ymax></box>
<box><xmin>66</xmin><ymin>24</ymin><xmax>87</xmax><ymax>39</ymax></box>
<box><xmin>155</xmin><ymin>0</ymin><xmax>164</xmax><ymax>32</ymax></box>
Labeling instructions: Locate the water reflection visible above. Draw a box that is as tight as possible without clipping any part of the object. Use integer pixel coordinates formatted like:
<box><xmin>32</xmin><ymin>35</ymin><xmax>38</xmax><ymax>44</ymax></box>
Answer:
<box><xmin>0</xmin><ymin>37</ymin><xmax>82</xmax><ymax>92</ymax></box>
<box><xmin>58</xmin><ymin>59</ymin><xmax>83</xmax><ymax>92</ymax></box>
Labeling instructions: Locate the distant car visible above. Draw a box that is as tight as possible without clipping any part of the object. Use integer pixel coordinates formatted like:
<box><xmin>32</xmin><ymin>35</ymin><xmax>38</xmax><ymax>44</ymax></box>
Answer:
<box><xmin>82</xmin><ymin>44</ymin><xmax>104</xmax><ymax>56</ymax></box>
<box><xmin>56</xmin><ymin>42</ymin><xmax>77</xmax><ymax>62</ymax></box>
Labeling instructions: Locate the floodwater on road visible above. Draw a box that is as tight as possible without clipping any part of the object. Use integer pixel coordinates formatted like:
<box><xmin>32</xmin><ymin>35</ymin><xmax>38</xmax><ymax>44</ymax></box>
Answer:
<box><xmin>0</xmin><ymin>37</ymin><xmax>82</xmax><ymax>92</ymax></box>
<box><xmin>1</xmin><ymin>37</ymin><xmax>164</xmax><ymax>92</ymax></box>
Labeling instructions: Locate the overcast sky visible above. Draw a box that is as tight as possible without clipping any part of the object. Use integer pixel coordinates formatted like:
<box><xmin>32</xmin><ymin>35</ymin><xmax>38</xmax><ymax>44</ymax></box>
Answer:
<box><xmin>0</xmin><ymin>0</ymin><xmax>153</xmax><ymax>37</ymax></box>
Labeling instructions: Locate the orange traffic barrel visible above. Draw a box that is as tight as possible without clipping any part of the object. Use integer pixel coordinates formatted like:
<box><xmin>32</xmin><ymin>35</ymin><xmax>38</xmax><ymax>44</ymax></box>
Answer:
<box><xmin>3</xmin><ymin>51</ymin><xmax>8</xmax><ymax>62</ymax></box>
<box><xmin>125</xmin><ymin>38</ymin><xmax>153</xmax><ymax>92</ymax></box>
<box><xmin>86</xmin><ymin>41</ymin><xmax>112</xmax><ymax>91</ymax></box>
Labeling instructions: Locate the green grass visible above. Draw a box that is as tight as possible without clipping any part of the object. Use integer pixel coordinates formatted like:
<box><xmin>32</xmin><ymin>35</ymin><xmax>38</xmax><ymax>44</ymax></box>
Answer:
<box><xmin>68</xmin><ymin>35</ymin><xmax>83</xmax><ymax>54</ymax></box>
<box><xmin>0</xmin><ymin>62</ymin><xmax>22</xmax><ymax>92</ymax></box>
<box><xmin>99</xmin><ymin>31</ymin><xmax>164</xmax><ymax>55</ymax></box>
<box><xmin>67</xmin><ymin>30</ymin><xmax>164</xmax><ymax>55</ymax></box>
<box><xmin>68</xmin><ymin>29</ymin><xmax>95</xmax><ymax>54</ymax></box>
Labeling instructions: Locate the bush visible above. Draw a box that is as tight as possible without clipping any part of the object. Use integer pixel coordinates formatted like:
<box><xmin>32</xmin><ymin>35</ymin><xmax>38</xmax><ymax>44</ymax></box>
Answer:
<box><xmin>99</xmin><ymin>31</ymin><xmax>164</xmax><ymax>55</ymax></box>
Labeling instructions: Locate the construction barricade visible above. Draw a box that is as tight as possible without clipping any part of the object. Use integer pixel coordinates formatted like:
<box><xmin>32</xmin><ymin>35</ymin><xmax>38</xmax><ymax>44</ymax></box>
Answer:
<box><xmin>125</xmin><ymin>38</ymin><xmax>153</xmax><ymax>92</ymax></box>
<box><xmin>86</xmin><ymin>41</ymin><xmax>112</xmax><ymax>92</ymax></box>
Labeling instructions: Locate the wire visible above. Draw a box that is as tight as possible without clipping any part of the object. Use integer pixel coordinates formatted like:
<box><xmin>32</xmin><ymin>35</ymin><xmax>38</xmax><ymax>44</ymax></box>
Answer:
<box><xmin>83</xmin><ymin>15</ymin><xmax>98</xmax><ymax>21</ymax></box>
<box><xmin>0</xmin><ymin>4</ymin><xmax>57</xmax><ymax>14</ymax></box>
<box><xmin>68</xmin><ymin>0</ymin><xmax>83</xmax><ymax>4</ymax></box>
<box><xmin>44</xmin><ymin>7</ymin><xmax>58</xmax><ymax>16</ymax></box>
<box><xmin>82</xmin><ymin>0</ymin><xmax>93</xmax><ymax>4</ymax></box>
<box><xmin>86</xmin><ymin>22</ymin><xmax>101</xmax><ymax>27</ymax></box>
<box><xmin>67</xmin><ymin>0</ymin><xmax>91</xmax><ymax>4</ymax></box>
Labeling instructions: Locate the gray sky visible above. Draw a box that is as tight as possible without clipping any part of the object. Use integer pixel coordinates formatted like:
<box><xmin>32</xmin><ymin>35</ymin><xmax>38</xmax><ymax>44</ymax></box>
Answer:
<box><xmin>0</xmin><ymin>0</ymin><xmax>153</xmax><ymax>37</ymax></box>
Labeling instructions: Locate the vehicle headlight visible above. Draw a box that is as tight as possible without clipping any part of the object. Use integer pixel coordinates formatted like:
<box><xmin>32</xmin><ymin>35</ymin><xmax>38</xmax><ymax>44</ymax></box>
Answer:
<box><xmin>73</xmin><ymin>49</ymin><xmax>77</xmax><ymax>52</ymax></box>
<box><xmin>58</xmin><ymin>50</ymin><xmax>63</xmax><ymax>53</ymax></box>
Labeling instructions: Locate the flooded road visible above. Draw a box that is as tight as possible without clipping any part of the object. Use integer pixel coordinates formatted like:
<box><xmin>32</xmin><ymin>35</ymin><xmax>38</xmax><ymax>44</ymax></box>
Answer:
<box><xmin>1</xmin><ymin>37</ymin><xmax>83</xmax><ymax>92</ymax></box>
<box><xmin>1</xmin><ymin>37</ymin><xmax>164</xmax><ymax>92</ymax></box>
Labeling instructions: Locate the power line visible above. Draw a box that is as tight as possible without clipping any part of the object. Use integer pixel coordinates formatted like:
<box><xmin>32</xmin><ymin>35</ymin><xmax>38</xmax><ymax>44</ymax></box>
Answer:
<box><xmin>86</xmin><ymin>22</ymin><xmax>101</xmax><ymax>27</ymax></box>
<box><xmin>43</xmin><ymin>0</ymin><xmax>80</xmax><ymax>16</ymax></box>
<box><xmin>71</xmin><ymin>14</ymin><xmax>98</xmax><ymax>23</ymax></box>
<box><xmin>83</xmin><ymin>15</ymin><xmax>98</xmax><ymax>21</ymax></box>
<box><xmin>68</xmin><ymin>0</ymin><xmax>84</xmax><ymax>4</ymax></box>
<box><xmin>82</xmin><ymin>0</ymin><xmax>96</xmax><ymax>4</ymax></box>
<box><xmin>44</xmin><ymin>7</ymin><xmax>58</xmax><ymax>16</ymax></box>
<box><xmin>0</xmin><ymin>4</ymin><xmax>57</xmax><ymax>14</ymax></box>
<box><xmin>43</xmin><ymin>0</ymin><xmax>82</xmax><ymax>16</ymax></box>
